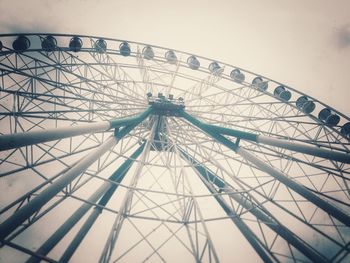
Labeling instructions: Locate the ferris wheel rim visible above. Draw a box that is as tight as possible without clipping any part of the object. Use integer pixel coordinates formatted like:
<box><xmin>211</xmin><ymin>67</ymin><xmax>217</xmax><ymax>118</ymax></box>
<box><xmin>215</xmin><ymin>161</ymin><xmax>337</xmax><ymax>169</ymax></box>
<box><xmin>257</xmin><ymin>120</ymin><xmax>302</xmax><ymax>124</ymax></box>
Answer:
<box><xmin>0</xmin><ymin>32</ymin><xmax>349</xmax><ymax>123</ymax></box>
<box><xmin>0</xmin><ymin>32</ymin><xmax>349</xmax><ymax>263</ymax></box>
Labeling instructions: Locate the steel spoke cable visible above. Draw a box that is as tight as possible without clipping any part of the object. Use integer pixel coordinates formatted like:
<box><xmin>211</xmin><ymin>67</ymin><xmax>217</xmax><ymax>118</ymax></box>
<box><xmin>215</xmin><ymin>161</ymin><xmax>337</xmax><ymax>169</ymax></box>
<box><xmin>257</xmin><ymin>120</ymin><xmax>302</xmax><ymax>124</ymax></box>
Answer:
<box><xmin>99</xmin><ymin>118</ymin><xmax>157</xmax><ymax>263</ymax></box>
<box><xmin>0</xmin><ymin>107</ymin><xmax>151</xmax><ymax>151</ymax></box>
<box><xmin>184</xmin><ymin>112</ymin><xmax>350</xmax><ymax>164</ymax></box>
<box><xmin>173</xmin><ymin>115</ymin><xmax>350</xmax><ymax>254</ymax></box>
<box><xmin>1</xmin><ymin>33</ymin><xmax>350</xmax><ymax>261</ymax></box>
<box><xmin>0</xmin><ymin>61</ymin><xmax>147</xmax><ymax>114</ymax></box>
<box><xmin>175</xmin><ymin>136</ymin><xmax>350</xmax><ymax>258</ymax></box>
<box><xmin>180</xmin><ymin>110</ymin><xmax>350</xmax><ymax>228</ymax></box>
<box><xmin>1</xmin><ymin>48</ymin><xmax>147</xmax><ymax>104</ymax></box>
<box><xmin>0</xmin><ymin>111</ymin><xmax>151</xmax><ymax>241</ymax></box>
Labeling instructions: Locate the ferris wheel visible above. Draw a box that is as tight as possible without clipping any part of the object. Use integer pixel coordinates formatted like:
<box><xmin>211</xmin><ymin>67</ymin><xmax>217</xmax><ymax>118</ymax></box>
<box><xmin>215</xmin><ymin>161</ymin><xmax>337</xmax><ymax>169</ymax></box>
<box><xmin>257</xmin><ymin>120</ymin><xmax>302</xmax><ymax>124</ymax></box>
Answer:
<box><xmin>0</xmin><ymin>33</ymin><xmax>349</xmax><ymax>263</ymax></box>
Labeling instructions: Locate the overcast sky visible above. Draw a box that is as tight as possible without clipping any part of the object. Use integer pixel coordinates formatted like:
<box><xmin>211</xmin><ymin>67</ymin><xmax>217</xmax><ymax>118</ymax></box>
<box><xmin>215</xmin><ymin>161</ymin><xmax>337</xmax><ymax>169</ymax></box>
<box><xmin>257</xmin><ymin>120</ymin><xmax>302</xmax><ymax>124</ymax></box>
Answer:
<box><xmin>0</xmin><ymin>0</ymin><xmax>349</xmax><ymax>115</ymax></box>
<box><xmin>0</xmin><ymin>1</ymin><xmax>350</xmax><ymax>262</ymax></box>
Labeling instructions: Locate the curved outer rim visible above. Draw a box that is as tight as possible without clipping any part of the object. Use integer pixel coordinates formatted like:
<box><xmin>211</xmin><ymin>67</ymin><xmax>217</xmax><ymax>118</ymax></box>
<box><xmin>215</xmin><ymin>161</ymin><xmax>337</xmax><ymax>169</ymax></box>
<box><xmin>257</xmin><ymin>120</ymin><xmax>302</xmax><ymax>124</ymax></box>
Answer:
<box><xmin>0</xmin><ymin>33</ymin><xmax>350</xmax><ymax>263</ymax></box>
<box><xmin>0</xmin><ymin>33</ymin><xmax>349</xmax><ymax>136</ymax></box>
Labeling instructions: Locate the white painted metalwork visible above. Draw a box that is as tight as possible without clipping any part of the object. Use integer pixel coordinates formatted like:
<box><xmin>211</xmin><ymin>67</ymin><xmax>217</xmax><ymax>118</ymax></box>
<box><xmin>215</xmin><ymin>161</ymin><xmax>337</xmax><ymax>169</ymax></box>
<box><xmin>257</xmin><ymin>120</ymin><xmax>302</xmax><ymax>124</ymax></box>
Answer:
<box><xmin>0</xmin><ymin>33</ymin><xmax>349</xmax><ymax>263</ymax></box>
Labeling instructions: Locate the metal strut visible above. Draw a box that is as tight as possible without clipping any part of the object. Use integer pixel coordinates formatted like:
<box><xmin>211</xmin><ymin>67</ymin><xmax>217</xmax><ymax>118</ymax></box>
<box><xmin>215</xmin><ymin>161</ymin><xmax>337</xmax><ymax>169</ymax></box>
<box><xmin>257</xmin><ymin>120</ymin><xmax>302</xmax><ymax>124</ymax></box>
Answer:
<box><xmin>99</xmin><ymin>116</ymin><xmax>157</xmax><ymax>263</ymax></box>
<box><xmin>186</xmin><ymin>114</ymin><xmax>350</xmax><ymax>164</ymax></box>
<box><xmin>180</xmin><ymin>149</ymin><xmax>329</xmax><ymax>263</ymax></box>
<box><xmin>0</xmin><ymin>107</ymin><xmax>152</xmax><ymax>151</ymax></box>
<box><xmin>180</xmin><ymin>150</ymin><xmax>276</xmax><ymax>262</ymax></box>
<box><xmin>60</xmin><ymin>143</ymin><xmax>146</xmax><ymax>262</ymax></box>
<box><xmin>0</xmin><ymin>110</ymin><xmax>151</xmax><ymax>242</ymax></box>
<box><xmin>179</xmin><ymin>110</ymin><xmax>350</xmax><ymax>228</ymax></box>
<box><xmin>25</xmin><ymin>143</ymin><xmax>146</xmax><ymax>263</ymax></box>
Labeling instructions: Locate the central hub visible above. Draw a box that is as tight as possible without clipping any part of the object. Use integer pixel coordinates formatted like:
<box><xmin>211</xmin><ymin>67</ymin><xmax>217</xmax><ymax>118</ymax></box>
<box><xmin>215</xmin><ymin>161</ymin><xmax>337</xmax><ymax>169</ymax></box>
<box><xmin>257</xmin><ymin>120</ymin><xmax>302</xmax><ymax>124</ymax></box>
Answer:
<box><xmin>147</xmin><ymin>92</ymin><xmax>185</xmax><ymax>116</ymax></box>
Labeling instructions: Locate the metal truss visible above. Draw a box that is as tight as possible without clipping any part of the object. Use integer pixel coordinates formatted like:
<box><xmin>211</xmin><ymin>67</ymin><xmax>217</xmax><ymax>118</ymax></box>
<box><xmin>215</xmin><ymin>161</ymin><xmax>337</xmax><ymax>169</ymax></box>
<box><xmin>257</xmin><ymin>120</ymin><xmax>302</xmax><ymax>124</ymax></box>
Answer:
<box><xmin>0</xmin><ymin>33</ymin><xmax>349</xmax><ymax>263</ymax></box>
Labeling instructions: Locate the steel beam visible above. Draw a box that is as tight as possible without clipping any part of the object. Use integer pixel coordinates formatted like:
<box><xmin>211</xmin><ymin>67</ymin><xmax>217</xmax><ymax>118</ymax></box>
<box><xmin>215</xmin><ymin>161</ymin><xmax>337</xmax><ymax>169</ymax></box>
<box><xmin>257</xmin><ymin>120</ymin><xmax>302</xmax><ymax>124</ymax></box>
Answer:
<box><xmin>0</xmin><ymin>111</ymin><xmax>150</xmax><ymax>241</ymax></box>
<box><xmin>2</xmin><ymin>240</ymin><xmax>58</xmax><ymax>263</ymax></box>
<box><xmin>257</xmin><ymin>135</ymin><xmax>350</xmax><ymax>164</ymax></box>
<box><xmin>0</xmin><ymin>107</ymin><xmax>152</xmax><ymax>151</ymax></box>
<box><xmin>25</xmin><ymin>143</ymin><xmax>145</xmax><ymax>263</ymax></box>
<box><xmin>180</xmin><ymin>110</ymin><xmax>350</xmax><ymax>228</ymax></box>
<box><xmin>189</xmin><ymin>115</ymin><xmax>350</xmax><ymax>164</ymax></box>
<box><xmin>180</xmin><ymin>150</ymin><xmax>276</xmax><ymax>263</ymax></box>
<box><xmin>0</xmin><ymin>136</ymin><xmax>116</xmax><ymax>242</ymax></box>
<box><xmin>59</xmin><ymin>144</ymin><xmax>145</xmax><ymax>262</ymax></box>
<box><xmin>99</xmin><ymin>118</ymin><xmax>157</xmax><ymax>263</ymax></box>
<box><xmin>208</xmin><ymin>190</ymin><xmax>276</xmax><ymax>263</ymax></box>
<box><xmin>237</xmin><ymin>147</ymin><xmax>350</xmax><ymax>227</ymax></box>
<box><xmin>180</xmin><ymin>149</ymin><xmax>329</xmax><ymax>263</ymax></box>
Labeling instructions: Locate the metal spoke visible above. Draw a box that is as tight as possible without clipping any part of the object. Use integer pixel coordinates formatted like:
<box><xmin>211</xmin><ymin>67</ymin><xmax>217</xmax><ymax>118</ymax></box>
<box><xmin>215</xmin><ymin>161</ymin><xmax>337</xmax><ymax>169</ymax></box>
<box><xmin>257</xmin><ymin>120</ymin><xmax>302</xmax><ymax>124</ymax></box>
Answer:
<box><xmin>1</xmin><ymin>33</ymin><xmax>349</xmax><ymax>263</ymax></box>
